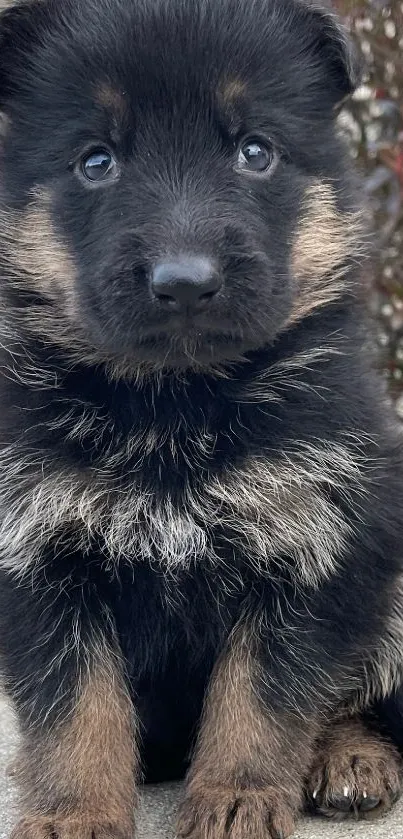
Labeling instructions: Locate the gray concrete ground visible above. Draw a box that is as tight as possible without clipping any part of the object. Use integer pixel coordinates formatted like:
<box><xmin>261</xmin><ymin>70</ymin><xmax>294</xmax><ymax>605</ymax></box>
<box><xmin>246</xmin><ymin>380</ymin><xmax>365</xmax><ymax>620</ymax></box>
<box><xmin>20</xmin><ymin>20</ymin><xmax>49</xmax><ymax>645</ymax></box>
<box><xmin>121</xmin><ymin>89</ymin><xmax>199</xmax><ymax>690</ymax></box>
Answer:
<box><xmin>1</xmin><ymin>695</ymin><xmax>402</xmax><ymax>839</ymax></box>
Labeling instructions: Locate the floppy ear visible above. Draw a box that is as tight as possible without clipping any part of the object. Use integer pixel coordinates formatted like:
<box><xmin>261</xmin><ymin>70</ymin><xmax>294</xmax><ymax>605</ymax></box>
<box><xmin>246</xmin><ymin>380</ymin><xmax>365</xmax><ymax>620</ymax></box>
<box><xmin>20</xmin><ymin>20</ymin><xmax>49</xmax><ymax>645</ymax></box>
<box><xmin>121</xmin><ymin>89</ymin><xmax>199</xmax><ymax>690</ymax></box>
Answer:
<box><xmin>301</xmin><ymin>1</ymin><xmax>362</xmax><ymax>107</ymax></box>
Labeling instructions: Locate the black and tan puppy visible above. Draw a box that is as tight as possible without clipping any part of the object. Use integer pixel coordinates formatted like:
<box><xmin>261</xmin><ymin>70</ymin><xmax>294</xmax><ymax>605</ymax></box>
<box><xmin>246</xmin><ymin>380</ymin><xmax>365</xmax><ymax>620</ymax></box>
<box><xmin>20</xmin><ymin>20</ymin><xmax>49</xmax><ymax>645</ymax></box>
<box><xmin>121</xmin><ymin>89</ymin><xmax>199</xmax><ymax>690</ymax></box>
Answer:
<box><xmin>0</xmin><ymin>0</ymin><xmax>403</xmax><ymax>837</ymax></box>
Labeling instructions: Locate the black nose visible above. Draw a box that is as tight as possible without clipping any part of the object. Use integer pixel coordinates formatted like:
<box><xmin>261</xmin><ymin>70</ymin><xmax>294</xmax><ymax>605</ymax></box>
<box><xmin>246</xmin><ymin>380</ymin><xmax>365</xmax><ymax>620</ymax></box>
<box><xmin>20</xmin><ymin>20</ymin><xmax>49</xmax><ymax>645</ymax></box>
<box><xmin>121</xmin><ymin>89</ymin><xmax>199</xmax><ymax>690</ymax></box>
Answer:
<box><xmin>151</xmin><ymin>257</ymin><xmax>222</xmax><ymax>312</ymax></box>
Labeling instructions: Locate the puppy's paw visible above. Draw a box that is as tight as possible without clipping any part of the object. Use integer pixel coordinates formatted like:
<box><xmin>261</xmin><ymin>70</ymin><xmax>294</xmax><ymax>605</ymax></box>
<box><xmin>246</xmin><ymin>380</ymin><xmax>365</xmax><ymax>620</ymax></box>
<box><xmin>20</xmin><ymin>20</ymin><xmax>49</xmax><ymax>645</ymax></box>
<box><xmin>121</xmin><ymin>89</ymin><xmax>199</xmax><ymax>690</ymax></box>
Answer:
<box><xmin>308</xmin><ymin>732</ymin><xmax>402</xmax><ymax>820</ymax></box>
<box><xmin>11</xmin><ymin>814</ymin><xmax>133</xmax><ymax>839</ymax></box>
<box><xmin>177</xmin><ymin>785</ymin><xmax>296</xmax><ymax>839</ymax></box>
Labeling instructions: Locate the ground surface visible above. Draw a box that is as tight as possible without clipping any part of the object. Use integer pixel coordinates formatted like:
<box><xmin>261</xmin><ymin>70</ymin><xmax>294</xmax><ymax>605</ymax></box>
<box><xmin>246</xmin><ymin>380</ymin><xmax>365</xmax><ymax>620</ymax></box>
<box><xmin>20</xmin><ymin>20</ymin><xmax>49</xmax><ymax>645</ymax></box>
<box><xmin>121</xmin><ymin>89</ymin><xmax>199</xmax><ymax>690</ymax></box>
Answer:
<box><xmin>0</xmin><ymin>696</ymin><xmax>402</xmax><ymax>839</ymax></box>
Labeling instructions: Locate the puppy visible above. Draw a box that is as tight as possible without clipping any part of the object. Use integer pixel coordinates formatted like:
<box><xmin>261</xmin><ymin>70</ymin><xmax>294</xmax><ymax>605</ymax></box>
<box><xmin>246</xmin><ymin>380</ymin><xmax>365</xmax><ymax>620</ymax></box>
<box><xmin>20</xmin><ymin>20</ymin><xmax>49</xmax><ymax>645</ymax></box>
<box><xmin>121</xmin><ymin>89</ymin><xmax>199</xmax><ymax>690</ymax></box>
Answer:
<box><xmin>0</xmin><ymin>1</ymin><xmax>402</xmax><ymax>838</ymax></box>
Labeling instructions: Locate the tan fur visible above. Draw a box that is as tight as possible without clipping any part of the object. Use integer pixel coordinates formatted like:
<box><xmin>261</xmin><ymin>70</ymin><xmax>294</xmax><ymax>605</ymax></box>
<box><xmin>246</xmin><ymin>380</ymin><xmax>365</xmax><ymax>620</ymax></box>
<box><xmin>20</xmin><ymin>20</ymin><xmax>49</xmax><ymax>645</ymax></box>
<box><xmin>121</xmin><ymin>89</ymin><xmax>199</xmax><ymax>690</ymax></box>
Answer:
<box><xmin>95</xmin><ymin>81</ymin><xmax>128</xmax><ymax>123</ymax></box>
<box><xmin>177</xmin><ymin>627</ymin><xmax>317</xmax><ymax>839</ymax></box>
<box><xmin>3</xmin><ymin>189</ymin><xmax>78</xmax><ymax>312</ymax></box>
<box><xmin>12</xmin><ymin>813</ymin><xmax>131</xmax><ymax>839</ymax></box>
<box><xmin>218</xmin><ymin>78</ymin><xmax>247</xmax><ymax>107</ymax></box>
<box><xmin>308</xmin><ymin>716</ymin><xmax>402</xmax><ymax>820</ymax></box>
<box><xmin>0</xmin><ymin>434</ymin><xmax>370</xmax><ymax>589</ymax></box>
<box><xmin>288</xmin><ymin>181</ymin><xmax>364</xmax><ymax>327</ymax></box>
<box><xmin>0</xmin><ymin>193</ymin><xmax>119</xmax><ymax>375</ymax></box>
<box><xmin>204</xmin><ymin>438</ymin><xmax>368</xmax><ymax>586</ymax></box>
<box><xmin>12</xmin><ymin>643</ymin><xmax>138</xmax><ymax>837</ymax></box>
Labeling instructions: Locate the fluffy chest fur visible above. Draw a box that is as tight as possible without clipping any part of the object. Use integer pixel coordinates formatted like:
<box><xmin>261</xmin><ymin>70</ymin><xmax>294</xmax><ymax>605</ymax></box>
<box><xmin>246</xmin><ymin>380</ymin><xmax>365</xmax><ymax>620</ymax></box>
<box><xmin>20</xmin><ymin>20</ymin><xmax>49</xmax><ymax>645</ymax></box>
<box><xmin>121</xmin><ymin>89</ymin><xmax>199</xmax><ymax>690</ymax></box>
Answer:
<box><xmin>0</xmin><ymin>418</ymin><xmax>369</xmax><ymax>588</ymax></box>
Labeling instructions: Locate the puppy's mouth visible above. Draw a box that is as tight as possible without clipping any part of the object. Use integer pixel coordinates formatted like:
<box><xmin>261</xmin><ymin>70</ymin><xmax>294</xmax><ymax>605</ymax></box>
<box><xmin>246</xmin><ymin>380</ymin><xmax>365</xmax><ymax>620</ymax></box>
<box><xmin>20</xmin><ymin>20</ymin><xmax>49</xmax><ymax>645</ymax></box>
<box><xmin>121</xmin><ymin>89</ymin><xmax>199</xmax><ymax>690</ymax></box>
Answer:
<box><xmin>80</xmin><ymin>256</ymin><xmax>279</xmax><ymax>370</ymax></box>
<box><xmin>85</xmin><ymin>285</ymin><xmax>276</xmax><ymax>371</ymax></box>
<box><xmin>129</xmin><ymin>325</ymin><xmax>254</xmax><ymax>369</ymax></box>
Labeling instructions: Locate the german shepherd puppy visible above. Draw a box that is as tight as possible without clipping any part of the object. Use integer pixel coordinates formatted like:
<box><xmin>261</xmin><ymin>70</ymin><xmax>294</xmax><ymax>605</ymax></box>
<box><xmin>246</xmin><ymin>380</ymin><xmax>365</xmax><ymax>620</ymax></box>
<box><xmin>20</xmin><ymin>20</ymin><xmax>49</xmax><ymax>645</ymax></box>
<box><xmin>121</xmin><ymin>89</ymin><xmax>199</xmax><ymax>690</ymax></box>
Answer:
<box><xmin>0</xmin><ymin>0</ymin><xmax>402</xmax><ymax>837</ymax></box>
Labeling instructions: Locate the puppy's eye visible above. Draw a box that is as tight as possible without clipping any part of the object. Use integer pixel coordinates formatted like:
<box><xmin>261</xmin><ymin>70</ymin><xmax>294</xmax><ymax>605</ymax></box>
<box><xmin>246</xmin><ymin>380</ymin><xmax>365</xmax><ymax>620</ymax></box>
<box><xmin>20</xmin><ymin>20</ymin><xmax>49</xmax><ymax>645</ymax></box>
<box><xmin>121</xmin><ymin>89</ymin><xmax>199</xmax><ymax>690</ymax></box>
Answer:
<box><xmin>81</xmin><ymin>149</ymin><xmax>118</xmax><ymax>182</ymax></box>
<box><xmin>236</xmin><ymin>139</ymin><xmax>274</xmax><ymax>174</ymax></box>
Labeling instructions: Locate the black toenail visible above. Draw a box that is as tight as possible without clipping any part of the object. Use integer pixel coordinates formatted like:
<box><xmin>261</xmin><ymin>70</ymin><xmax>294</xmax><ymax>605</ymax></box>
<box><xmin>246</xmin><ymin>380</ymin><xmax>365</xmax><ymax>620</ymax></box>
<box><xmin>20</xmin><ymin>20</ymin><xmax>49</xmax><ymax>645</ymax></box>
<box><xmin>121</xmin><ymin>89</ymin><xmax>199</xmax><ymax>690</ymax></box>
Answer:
<box><xmin>330</xmin><ymin>794</ymin><xmax>352</xmax><ymax>812</ymax></box>
<box><xmin>360</xmin><ymin>795</ymin><xmax>380</xmax><ymax>812</ymax></box>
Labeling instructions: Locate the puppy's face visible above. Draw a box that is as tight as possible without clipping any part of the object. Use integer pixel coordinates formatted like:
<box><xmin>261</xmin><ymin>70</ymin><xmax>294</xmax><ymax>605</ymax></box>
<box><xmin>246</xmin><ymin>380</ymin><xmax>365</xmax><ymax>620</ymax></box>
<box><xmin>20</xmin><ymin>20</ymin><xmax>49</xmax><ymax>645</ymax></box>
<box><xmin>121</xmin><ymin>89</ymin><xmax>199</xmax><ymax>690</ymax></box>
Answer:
<box><xmin>0</xmin><ymin>0</ymin><xmax>359</xmax><ymax>372</ymax></box>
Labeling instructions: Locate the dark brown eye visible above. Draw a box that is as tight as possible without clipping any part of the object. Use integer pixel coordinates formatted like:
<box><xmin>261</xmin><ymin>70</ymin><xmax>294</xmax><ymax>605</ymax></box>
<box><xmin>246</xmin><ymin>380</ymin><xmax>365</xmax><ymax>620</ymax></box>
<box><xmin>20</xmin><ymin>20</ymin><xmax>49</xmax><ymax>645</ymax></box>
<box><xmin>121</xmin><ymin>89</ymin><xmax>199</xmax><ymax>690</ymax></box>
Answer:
<box><xmin>81</xmin><ymin>149</ymin><xmax>117</xmax><ymax>182</ymax></box>
<box><xmin>236</xmin><ymin>139</ymin><xmax>274</xmax><ymax>174</ymax></box>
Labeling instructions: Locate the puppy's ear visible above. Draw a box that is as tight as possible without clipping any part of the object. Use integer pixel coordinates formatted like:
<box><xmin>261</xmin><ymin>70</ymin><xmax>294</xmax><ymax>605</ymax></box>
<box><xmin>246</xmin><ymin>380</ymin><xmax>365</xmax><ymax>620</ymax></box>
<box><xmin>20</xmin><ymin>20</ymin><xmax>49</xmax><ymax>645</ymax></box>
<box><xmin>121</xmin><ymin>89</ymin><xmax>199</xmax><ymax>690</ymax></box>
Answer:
<box><xmin>0</xmin><ymin>0</ymin><xmax>49</xmax><ymax>108</ymax></box>
<box><xmin>301</xmin><ymin>1</ymin><xmax>361</xmax><ymax>107</ymax></box>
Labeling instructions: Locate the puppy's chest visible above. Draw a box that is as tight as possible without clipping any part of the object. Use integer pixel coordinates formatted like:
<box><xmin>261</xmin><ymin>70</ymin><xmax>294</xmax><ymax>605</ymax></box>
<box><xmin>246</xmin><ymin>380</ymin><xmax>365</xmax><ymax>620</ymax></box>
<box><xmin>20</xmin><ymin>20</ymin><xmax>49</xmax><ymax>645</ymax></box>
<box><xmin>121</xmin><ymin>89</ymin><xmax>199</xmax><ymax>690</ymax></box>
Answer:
<box><xmin>0</xmin><ymin>431</ymin><xmax>364</xmax><ymax>585</ymax></box>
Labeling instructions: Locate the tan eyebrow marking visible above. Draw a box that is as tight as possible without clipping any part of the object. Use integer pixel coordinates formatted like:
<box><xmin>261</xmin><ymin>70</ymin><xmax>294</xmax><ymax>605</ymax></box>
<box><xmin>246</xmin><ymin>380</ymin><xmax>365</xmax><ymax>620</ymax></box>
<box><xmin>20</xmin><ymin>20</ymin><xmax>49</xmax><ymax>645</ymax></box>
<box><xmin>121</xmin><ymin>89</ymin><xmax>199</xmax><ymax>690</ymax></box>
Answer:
<box><xmin>95</xmin><ymin>81</ymin><xmax>129</xmax><ymax>123</ymax></box>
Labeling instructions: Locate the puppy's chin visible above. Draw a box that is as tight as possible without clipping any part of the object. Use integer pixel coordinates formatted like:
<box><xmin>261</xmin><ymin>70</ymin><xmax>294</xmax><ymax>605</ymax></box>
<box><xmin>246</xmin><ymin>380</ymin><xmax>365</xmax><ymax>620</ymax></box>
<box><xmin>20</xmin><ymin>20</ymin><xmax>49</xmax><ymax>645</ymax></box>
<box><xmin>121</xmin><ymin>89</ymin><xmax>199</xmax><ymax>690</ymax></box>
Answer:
<box><xmin>93</xmin><ymin>328</ymin><xmax>272</xmax><ymax>375</ymax></box>
<box><xmin>79</xmin><ymin>292</ymin><xmax>291</xmax><ymax>375</ymax></box>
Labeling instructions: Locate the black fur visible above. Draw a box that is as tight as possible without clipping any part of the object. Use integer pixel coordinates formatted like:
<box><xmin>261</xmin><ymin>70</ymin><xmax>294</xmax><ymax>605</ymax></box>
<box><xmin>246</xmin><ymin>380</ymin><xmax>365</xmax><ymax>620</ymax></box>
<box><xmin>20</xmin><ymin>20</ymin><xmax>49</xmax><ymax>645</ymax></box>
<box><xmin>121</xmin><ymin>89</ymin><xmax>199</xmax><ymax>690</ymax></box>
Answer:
<box><xmin>0</xmin><ymin>0</ymin><xmax>402</xmax><ymax>835</ymax></box>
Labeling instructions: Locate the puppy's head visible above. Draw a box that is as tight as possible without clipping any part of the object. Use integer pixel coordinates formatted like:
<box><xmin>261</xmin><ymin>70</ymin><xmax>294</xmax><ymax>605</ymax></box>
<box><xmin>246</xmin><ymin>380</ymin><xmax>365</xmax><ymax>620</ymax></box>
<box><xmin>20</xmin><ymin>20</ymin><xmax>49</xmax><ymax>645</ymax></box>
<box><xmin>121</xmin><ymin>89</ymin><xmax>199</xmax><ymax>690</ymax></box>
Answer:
<box><xmin>0</xmin><ymin>0</ymin><xmax>361</xmax><ymax>374</ymax></box>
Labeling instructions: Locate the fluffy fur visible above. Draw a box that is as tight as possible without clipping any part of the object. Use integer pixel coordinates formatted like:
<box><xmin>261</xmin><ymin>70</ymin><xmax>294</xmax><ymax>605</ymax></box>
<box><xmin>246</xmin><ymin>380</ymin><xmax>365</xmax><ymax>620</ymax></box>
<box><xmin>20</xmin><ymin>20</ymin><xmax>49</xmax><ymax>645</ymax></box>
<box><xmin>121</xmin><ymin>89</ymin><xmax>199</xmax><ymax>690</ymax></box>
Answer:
<box><xmin>0</xmin><ymin>1</ymin><xmax>402</xmax><ymax>838</ymax></box>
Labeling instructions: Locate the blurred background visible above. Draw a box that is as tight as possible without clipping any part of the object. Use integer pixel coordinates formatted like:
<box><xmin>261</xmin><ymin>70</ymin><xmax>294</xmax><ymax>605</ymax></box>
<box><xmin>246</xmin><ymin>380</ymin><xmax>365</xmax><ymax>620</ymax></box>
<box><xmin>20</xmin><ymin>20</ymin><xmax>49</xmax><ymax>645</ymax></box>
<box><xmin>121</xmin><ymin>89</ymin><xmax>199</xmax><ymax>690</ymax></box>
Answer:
<box><xmin>334</xmin><ymin>1</ymin><xmax>403</xmax><ymax>416</ymax></box>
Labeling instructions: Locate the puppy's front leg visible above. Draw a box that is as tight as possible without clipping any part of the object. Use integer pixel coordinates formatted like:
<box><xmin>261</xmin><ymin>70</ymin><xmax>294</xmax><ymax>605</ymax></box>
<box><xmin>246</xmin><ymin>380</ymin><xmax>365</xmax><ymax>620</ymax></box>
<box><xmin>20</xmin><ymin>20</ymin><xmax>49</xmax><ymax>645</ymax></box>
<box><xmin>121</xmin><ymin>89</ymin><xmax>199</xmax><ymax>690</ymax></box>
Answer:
<box><xmin>12</xmin><ymin>647</ymin><xmax>137</xmax><ymax>839</ymax></box>
<box><xmin>177</xmin><ymin>624</ymin><xmax>314</xmax><ymax>839</ymax></box>
<box><xmin>0</xmin><ymin>575</ymin><xmax>138</xmax><ymax>839</ymax></box>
